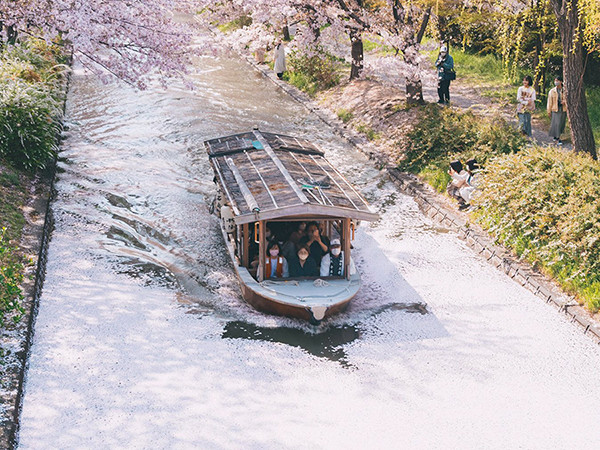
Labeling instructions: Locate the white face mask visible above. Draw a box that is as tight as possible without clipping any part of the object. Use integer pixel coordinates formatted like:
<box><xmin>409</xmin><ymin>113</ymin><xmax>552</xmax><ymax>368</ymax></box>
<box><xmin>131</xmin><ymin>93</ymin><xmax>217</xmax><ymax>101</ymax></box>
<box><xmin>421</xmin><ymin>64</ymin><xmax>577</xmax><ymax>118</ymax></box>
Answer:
<box><xmin>555</xmin><ymin>81</ymin><xmax>561</xmax><ymax>87</ymax></box>
<box><xmin>331</xmin><ymin>248</ymin><xmax>341</xmax><ymax>257</ymax></box>
<box><xmin>298</xmin><ymin>252</ymin><xmax>309</xmax><ymax>261</ymax></box>
<box><xmin>269</xmin><ymin>249</ymin><xmax>279</xmax><ymax>257</ymax></box>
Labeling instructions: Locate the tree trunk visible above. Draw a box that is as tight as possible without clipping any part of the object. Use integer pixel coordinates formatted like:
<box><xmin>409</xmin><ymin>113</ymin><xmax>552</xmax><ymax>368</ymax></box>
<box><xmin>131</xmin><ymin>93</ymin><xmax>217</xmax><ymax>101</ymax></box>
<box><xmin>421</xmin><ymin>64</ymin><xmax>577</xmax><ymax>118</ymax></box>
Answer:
<box><xmin>350</xmin><ymin>32</ymin><xmax>363</xmax><ymax>80</ymax></box>
<box><xmin>533</xmin><ymin>42</ymin><xmax>542</xmax><ymax>93</ymax></box>
<box><xmin>283</xmin><ymin>25</ymin><xmax>290</xmax><ymax>41</ymax></box>
<box><xmin>404</xmin><ymin>43</ymin><xmax>424</xmax><ymax>105</ymax></box>
<box><xmin>7</xmin><ymin>25</ymin><xmax>17</xmax><ymax>45</ymax></box>
<box><xmin>406</xmin><ymin>78</ymin><xmax>424</xmax><ymax>105</ymax></box>
<box><xmin>551</xmin><ymin>0</ymin><xmax>597</xmax><ymax>159</ymax></box>
<box><xmin>416</xmin><ymin>7</ymin><xmax>431</xmax><ymax>44</ymax></box>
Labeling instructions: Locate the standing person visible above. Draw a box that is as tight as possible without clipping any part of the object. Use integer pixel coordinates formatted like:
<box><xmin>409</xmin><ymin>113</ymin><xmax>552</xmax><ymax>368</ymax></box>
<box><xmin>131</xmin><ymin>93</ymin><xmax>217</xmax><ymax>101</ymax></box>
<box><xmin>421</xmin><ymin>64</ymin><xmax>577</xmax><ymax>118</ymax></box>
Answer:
<box><xmin>547</xmin><ymin>76</ymin><xmax>567</xmax><ymax>145</ymax></box>
<box><xmin>435</xmin><ymin>44</ymin><xmax>454</xmax><ymax>104</ymax></box>
<box><xmin>274</xmin><ymin>41</ymin><xmax>286</xmax><ymax>80</ymax></box>
<box><xmin>320</xmin><ymin>239</ymin><xmax>356</xmax><ymax>277</ymax></box>
<box><xmin>517</xmin><ymin>75</ymin><xmax>536</xmax><ymax>137</ymax></box>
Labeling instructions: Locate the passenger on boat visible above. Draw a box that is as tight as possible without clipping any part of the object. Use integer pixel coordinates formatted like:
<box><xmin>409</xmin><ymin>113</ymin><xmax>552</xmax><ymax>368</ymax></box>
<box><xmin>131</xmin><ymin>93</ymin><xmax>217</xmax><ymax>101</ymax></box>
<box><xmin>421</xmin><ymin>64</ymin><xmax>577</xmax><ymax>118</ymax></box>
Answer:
<box><xmin>320</xmin><ymin>239</ymin><xmax>356</xmax><ymax>277</ymax></box>
<box><xmin>281</xmin><ymin>221</ymin><xmax>306</xmax><ymax>261</ymax></box>
<box><xmin>265</xmin><ymin>241</ymin><xmax>289</xmax><ymax>279</ymax></box>
<box><xmin>288</xmin><ymin>221</ymin><xmax>307</xmax><ymax>245</ymax></box>
<box><xmin>300</xmin><ymin>222</ymin><xmax>330</xmax><ymax>267</ymax></box>
<box><xmin>289</xmin><ymin>244</ymin><xmax>319</xmax><ymax>277</ymax></box>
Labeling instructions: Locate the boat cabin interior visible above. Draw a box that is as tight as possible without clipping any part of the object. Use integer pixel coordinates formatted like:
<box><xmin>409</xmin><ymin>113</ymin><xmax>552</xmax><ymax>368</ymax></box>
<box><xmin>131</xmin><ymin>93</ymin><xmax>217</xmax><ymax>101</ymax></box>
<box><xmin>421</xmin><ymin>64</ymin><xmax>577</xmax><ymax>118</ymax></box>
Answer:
<box><xmin>227</xmin><ymin>217</ymin><xmax>356</xmax><ymax>282</ymax></box>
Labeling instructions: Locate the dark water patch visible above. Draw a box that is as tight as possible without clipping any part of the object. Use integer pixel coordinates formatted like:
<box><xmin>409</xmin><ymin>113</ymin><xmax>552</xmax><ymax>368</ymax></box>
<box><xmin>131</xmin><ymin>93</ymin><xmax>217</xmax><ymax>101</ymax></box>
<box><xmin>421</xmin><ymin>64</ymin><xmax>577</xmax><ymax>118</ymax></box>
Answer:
<box><xmin>222</xmin><ymin>321</ymin><xmax>359</xmax><ymax>368</ymax></box>
<box><xmin>115</xmin><ymin>257</ymin><xmax>179</xmax><ymax>288</ymax></box>
<box><xmin>367</xmin><ymin>302</ymin><xmax>428</xmax><ymax>316</ymax></box>
<box><xmin>106</xmin><ymin>193</ymin><xmax>133</xmax><ymax>210</ymax></box>
<box><xmin>221</xmin><ymin>303</ymin><xmax>428</xmax><ymax>368</ymax></box>
<box><xmin>107</xmin><ymin>225</ymin><xmax>147</xmax><ymax>250</ymax></box>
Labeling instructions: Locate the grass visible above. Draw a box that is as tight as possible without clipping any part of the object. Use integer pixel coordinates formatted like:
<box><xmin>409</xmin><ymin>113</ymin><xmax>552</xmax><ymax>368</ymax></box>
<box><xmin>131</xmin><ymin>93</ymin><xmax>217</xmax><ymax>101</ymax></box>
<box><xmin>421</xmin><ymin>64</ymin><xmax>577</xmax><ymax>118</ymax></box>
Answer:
<box><xmin>0</xmin><ymin>167</ymin><xmax>27</xmax><ymax>243</ymax></box>
<box><xmin>337</xmin><ymin>108</ymin><xmax>353</xmax><ymax>123</ymax></box>
<box><xmin>356</xmin><ymin>123</ymin><xmax>380</xmax><ymax>141</ymax></box>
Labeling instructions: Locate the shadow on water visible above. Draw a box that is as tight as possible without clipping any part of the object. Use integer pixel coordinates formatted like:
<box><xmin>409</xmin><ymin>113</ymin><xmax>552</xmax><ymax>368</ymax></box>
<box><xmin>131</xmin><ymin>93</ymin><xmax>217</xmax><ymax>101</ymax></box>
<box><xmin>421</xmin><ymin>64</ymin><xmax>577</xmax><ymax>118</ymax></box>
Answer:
<box><xmin>221</xmin><ymin>302</ymin><xmax>427</xmax><ymax>369</ymax></box>
<box><xmin>223</xmin><ymin>321</ymin><xmax>360</xmax><ymax>368</ymax></box>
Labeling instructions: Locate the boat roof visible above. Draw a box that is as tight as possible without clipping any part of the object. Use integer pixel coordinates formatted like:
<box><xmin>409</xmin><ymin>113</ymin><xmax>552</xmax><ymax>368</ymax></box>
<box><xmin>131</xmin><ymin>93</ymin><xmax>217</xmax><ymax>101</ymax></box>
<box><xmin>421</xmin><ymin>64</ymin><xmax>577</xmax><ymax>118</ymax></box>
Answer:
<box><xmin>205</xmin><ymin>130</ymin><xmax>379</xmax><ymax>224</ymax></box>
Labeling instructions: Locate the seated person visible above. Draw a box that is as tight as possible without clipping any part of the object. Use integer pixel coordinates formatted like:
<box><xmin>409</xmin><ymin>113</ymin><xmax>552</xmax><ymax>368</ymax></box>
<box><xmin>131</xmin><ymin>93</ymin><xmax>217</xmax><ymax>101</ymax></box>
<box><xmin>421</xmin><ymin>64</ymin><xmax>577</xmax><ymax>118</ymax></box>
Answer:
<box><xmin>265</xmin><ymin>241</ymin><xmax>289</xmax><ymax>279</ymax></box>
<box><xmin>320</xmin><ymin>239</ymin><xmax>356</xmax><ymax>277</ymax></box>
<box><xmin>446</xmin><ymin>160</ymin><xmax>470</xmax><ymax>210</ymax></box>
<box><xmin>289</xmin><ymin>244</ymin><xmax>319</xmax><ymax>277</ymax></box>
<box><xmin>299</xmin><ymin>222</ymin><xmax>330</xmax><ymax>267</ymax></box>
<box><xmin>288</xmin><ymin>221</ymin><xmax>307</xmax><ymax>245</ymax></box>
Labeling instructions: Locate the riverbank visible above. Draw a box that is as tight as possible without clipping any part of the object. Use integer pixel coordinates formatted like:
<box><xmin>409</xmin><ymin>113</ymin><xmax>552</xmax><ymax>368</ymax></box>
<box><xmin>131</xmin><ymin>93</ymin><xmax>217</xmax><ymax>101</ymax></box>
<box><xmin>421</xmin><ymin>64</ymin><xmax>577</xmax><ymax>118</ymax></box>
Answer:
<box><xmin>0</xmin><ymin>165</ymin><xmax>53</xmax><ymax>449</ymax></box>
<box><xmin>0</xmin><ymin>38</ymin><xmax>66</xmax><ymax>448</ymax></box>
<box><xmin>242</xmin><ymin>52</ymin><xmax>600</xmax><ymax>337</ymax></box>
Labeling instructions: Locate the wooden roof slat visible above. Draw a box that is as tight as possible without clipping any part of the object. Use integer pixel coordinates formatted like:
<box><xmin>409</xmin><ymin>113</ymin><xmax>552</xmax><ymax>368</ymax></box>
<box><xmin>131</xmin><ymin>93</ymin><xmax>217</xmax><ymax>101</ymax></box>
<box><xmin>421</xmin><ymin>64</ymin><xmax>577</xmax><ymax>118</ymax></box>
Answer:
<box><xmin>244</xmin><ymin>150</ymin><xmax>278</xmax><ymax>208</ymax></box>
<box><xmin>225</xmin><ymin>157</ymin><xmax>260</xmax><ymax>212</ymax></box>
<box><xmin>309</xmin><ymin>154</ymin><xmax>359</xmax><ymax>210</ymax></box>
<box><xmin>252</xmin><ymin>130</ymin><xmax>309</xmax><ymax>206</ymax></box>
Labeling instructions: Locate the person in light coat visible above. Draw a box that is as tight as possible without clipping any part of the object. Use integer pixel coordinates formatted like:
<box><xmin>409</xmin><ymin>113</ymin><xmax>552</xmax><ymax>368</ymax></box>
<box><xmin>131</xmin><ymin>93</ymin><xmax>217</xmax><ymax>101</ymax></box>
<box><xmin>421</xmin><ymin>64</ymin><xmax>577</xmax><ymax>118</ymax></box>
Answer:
<box><xmin>547</xmin><ymin>76</ymin><xmax>567</xmax><ymax>145</ymax></box>
<box><xmin>320</xmin><ymin>239</ymin><xmax>356</xmax><ymax>277</ymax></box>
<box><xmin>274</xmin><ymin>41</ymin><xmax>286</xmax><ymax>79</ymax></box>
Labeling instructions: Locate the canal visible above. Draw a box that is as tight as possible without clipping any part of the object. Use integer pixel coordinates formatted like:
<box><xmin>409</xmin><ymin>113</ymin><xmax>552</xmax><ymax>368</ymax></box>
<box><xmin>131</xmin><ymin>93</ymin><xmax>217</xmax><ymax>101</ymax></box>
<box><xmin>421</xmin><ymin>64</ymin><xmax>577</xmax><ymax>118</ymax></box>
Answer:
<box><xmin>18</xmin><ymin>55</ymin><xmax>600</xmax><ymax>448</ymax></box>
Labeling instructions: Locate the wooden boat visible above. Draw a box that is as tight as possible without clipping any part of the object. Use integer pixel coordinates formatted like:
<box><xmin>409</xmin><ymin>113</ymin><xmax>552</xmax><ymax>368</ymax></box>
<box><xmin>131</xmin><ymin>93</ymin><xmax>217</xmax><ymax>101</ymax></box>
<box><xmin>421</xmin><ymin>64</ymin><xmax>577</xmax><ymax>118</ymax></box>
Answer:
<box><xmin>205</xmin><ymin>129</ymin><xmax>379</xmax><ymax>323</ymax></box>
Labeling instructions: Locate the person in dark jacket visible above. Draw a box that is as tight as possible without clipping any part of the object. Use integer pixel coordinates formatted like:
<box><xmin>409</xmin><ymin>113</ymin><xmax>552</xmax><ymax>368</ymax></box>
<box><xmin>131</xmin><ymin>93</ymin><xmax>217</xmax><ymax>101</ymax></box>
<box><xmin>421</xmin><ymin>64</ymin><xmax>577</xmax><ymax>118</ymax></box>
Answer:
<box><xmin>435</xmin><ymin>44</ymin><xmax>454</xmax><ymax>104</ymax></box>
<box><xmin>289</xmin><ymin>244</ymin><xmax>319</xmax><ymax>277</ymax></box>
<box><xmin>299</xmin><ymin>222</ymin><xmax>329</xmax><ymax>267</ymax></box>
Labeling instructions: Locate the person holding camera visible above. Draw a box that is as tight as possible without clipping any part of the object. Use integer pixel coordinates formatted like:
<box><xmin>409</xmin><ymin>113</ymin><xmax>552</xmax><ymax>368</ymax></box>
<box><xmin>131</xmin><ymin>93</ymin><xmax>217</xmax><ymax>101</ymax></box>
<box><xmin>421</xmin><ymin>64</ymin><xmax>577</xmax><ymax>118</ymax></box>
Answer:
<box><xmin>435</xmin><ymin>44</ymin><xmax>455</xmax><ymax>104</ymax></box>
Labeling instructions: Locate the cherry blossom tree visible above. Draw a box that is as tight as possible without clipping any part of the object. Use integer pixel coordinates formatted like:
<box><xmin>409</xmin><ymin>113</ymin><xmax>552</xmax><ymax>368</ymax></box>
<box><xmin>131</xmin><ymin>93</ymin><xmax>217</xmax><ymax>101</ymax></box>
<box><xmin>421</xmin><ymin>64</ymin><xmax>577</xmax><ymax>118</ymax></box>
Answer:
<box><xmin>0</xmin><ymin>0</ymin><xmax>198</xmax><ymax>89</ymax></box>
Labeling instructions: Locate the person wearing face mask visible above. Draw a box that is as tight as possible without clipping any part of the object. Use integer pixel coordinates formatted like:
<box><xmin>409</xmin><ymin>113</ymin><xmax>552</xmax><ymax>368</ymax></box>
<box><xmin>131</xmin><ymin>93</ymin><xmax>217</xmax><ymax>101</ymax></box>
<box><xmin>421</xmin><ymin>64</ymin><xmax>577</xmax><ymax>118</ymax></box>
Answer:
<box><xmin>547</xmin><ymin>76</ymin><xmax>567</xmax><ymax>145</ymax></box>
<box><xmin>289</xmin><ymin>244</ymin><xmax>318</xmax><ymax>277</ymax></box>
<box><xmin>435</xmin><ymin>44</ymin><xmax>454</xmax><ymax>104</ymax></box>
<box><xmin>265</xmin><ymin>241</ymin><xmax>289</xmax><ymax>279</ymax></box>
<box><xmin>320</xmin><ymin>239</ymin><xmax>356</xmax><ymax>277</ymax></box>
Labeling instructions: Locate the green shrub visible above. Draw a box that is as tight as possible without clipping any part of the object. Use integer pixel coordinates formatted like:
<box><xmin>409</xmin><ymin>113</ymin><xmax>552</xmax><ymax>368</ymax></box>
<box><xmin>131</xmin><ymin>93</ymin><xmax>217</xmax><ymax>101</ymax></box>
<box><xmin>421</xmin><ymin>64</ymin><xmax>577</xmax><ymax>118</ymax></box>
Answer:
<box><xmin>287</xmin><ymin>49</ymin><xmax>341</xmax><ymax>96</ymax></box>
<box><xmin>337</xmin><ymin>108</ymin><xmax>353</xmax><ymax>123</ymax></box>
<box><xmin>0</xmin><ymin>39</ymin><xmax>66</xmax><ymax>171</ymax></box>
<box><xmin>0</xmin><ymin>227</ymin><xmax>25</xmax><ymax>327</ymax></box>
<box><xmin>399</xmin><ymin>104</ymin><xmax>525</xmax><ymax>191</ymax></box>
<box><xmin>0</xmin><ymin>79</ymin><xmax>62</xmax><ymax>170</ymax></box>
<box><xmin>473</xmin><ymin>147</ymin><xmax>600</xmax><ymax>312</ymax></box>
<box><xmin>356</xmin><ymin>123</ymin><xmax>379</xmax><ymax>141</ymax></box>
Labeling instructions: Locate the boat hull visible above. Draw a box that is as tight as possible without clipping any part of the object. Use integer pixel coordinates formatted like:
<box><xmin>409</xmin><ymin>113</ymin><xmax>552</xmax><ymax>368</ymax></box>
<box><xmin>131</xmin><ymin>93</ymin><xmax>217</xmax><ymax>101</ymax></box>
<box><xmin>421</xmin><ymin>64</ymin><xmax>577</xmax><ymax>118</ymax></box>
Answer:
<box><xmin>239</xmin><ymin>279</ymin><xmax>356</xmax><ymax>322</ymax></box>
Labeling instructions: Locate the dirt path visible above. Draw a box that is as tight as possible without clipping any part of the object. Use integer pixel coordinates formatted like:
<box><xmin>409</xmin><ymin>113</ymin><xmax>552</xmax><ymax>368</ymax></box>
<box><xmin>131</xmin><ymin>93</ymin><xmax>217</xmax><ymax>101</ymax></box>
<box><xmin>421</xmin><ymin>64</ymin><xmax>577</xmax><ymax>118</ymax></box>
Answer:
<box><xmin>372</xmin><ymin>66</ymin><xmax>571</xmax><ymax>150</ymax></box>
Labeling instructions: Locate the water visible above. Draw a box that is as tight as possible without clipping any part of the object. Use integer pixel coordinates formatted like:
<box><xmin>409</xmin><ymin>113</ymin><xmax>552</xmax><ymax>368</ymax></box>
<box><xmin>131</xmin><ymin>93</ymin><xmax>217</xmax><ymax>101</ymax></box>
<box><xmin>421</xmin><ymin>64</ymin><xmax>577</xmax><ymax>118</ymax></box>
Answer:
<box><xmin>18</xmin><ymin>56</ymin><xmax>600</xmax><ymax>449</ymax></box>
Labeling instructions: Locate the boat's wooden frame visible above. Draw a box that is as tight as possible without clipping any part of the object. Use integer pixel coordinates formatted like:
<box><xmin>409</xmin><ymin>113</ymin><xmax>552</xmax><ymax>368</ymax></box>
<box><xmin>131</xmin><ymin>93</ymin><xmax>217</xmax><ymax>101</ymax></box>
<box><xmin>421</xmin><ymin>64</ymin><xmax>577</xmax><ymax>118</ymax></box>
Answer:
<box><xmin>205</xmin><ymin>130</ymin><xmax>379</xmax><ymax>323</ymax></box>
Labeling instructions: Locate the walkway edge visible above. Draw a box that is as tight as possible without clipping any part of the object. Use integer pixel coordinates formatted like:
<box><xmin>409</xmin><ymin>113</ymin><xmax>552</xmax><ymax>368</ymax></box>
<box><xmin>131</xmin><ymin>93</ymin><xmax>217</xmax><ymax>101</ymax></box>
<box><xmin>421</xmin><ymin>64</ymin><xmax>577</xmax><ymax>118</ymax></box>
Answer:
<box><xmin>6</xmin><ymin>69</ymin><xmax>71</xmax><ymax>449</ymax></box>
<box><xmin>241</xmin><ymin>52</ymin><xmax>600</xmax><ymax>345</ymax></box>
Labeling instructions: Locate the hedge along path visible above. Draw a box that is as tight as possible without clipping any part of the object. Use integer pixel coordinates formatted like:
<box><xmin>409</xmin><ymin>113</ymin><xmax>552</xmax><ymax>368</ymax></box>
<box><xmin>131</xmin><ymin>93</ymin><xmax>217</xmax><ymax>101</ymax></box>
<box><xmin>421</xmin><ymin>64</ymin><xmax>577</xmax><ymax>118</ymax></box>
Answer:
<box><xmin>241</xmin><ymin>51</ymin><xmax>600</xmax><ymax>346</ymax></box>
